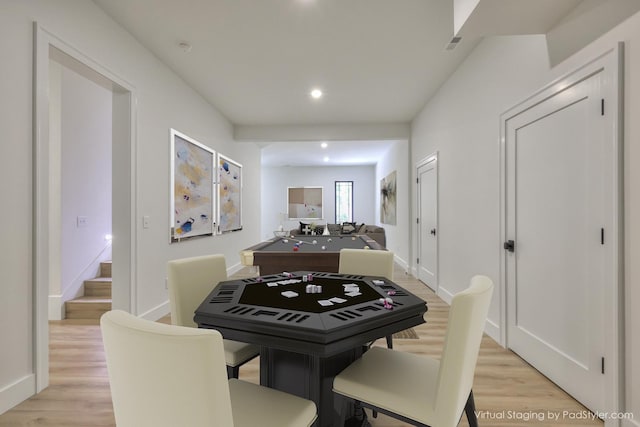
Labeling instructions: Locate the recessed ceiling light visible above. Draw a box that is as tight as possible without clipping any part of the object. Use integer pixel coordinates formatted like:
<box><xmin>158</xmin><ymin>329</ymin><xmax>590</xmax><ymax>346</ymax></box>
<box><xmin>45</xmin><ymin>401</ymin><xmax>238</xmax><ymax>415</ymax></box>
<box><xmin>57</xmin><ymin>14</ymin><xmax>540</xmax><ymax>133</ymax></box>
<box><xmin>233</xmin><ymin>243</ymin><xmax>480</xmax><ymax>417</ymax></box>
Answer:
<box><xmin>321</xmin><ymin>142</ymin><xmax>328</xmax><ymax>149</ymax></box>
<box><xmin>323</xmin><ymin>156</ymin><xmax>330</xmax><ymax>162</ymax></box>
<box><xmin>310</xmin><ymin>89</ymin><xmax>323</xmax><ymax>99</ymax></box>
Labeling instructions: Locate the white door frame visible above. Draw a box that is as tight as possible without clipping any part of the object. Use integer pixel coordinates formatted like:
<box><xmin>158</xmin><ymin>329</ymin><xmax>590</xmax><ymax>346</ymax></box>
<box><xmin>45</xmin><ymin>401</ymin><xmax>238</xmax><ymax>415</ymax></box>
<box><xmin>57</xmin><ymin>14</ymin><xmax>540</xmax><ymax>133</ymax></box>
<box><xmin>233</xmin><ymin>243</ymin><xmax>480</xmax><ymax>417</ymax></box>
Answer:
<box><xmin>499</xmin><ymin>44</ymin><xmax>623</xmax><ymax>424</ymax></box>
<box><xmin>415</xmin><ymin>152</ymin><xmax>438</xmax><ymax>291</ymax></box>
<box><xmin>33</xmin><ymin>23</ymin><xmax>137</xmax><ymax>392</ymax></box>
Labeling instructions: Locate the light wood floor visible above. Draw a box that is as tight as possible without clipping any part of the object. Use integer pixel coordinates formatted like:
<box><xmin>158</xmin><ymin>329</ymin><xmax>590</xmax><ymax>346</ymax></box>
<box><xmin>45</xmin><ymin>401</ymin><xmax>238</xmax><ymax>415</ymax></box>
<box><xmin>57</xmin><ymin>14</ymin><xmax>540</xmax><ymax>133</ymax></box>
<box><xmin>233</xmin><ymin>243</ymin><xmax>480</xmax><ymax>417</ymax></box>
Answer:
<box><xmin>0</xmin><ymin>266</ymin><xmax>602</xmax><ymax>426</ymax></box>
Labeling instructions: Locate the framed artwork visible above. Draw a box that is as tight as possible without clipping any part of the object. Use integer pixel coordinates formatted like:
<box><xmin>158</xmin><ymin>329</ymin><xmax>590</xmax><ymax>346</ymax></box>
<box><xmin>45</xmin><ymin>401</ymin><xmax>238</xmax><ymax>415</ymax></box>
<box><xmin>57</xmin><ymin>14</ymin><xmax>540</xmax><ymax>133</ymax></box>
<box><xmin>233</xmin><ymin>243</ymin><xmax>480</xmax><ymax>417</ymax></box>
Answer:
<box><xmin>380</xmin><ymin>170</ymin><xmax>397</xmax><ymax>225</ymax></box>
<box><xmin>287</xmin><ymin>187</ymin><xmax>323</xmax><ymax>220</ymax></box>
<box><xmin>170</xmin><ymin>129</ymin><xmax>215</xmax><ymax>242</ymax></box>
<box><xmin>217</xmin><ymin>154</ymin><xmax>243</xmax><ymax>233</ymax></box>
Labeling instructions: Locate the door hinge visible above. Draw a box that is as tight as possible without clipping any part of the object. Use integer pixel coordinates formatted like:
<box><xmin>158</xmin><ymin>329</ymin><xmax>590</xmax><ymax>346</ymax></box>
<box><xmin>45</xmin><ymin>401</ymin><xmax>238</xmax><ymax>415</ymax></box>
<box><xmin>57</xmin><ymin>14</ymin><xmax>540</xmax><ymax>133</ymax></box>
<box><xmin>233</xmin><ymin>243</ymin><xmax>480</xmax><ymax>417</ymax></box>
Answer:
<box><xmin>503</xmin><ymin>240</ymin><xmax>515</xmax><ymax>253</ymax></box>
<box><xmin>416</xmin><ymin>177</ymin><xmax>419</xmax><ymax>184</ymax></box>
<box><xmin>601</xmin><ymin>99</ymin><xmax>605</xmax><ymax>116</ymax></box>
<box><xmin>417</xmin><ymin>218</ymin><xmax>420</xmax><ymax>224</ymax></box>
<box><xmin>601</xmin><ymin>228</ymin><xmax>605</xmax><ymax>245</ymax></box>
<box><xmin>417</xmin><ymin>258</ymin><xmax>420</xmax><ymax>264</ymax></box>
<box><xmin>601</xmin><ymin>357</ymin><xmax>605</xmax><ymax>374</ymax></box>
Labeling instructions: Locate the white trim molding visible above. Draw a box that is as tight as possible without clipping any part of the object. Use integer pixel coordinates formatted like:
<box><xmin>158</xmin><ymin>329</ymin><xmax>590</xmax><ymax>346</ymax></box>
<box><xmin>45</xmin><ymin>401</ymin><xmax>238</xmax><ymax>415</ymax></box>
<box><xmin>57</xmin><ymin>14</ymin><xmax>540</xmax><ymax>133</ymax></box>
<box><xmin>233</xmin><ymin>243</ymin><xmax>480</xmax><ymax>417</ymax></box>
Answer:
<box><xmin>33</xmin><ymin>22</ymin><xmax>137</xmax><ymax>396</ymax></box>
<box><xmin>0</xmin><ymin>375</ymin><xmax>35</xmax><ymax>415</ymax></box>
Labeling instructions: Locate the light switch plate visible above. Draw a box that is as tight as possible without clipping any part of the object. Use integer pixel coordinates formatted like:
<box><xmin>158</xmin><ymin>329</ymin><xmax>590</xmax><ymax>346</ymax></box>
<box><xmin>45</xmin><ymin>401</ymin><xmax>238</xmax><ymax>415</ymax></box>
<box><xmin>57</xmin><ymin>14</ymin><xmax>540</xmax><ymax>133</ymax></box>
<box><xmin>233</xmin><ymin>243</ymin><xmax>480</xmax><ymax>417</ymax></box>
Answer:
<box><xmin>77</xmin><ymin>216</ymin><xmax>88</xmax><ymax>228</ymax></box>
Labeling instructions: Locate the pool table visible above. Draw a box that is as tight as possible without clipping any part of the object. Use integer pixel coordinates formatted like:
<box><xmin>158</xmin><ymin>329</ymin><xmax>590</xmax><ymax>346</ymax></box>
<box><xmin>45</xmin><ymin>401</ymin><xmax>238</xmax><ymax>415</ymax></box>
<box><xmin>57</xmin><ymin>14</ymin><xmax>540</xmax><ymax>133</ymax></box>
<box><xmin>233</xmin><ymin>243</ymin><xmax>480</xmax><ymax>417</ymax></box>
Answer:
<box><xmin>240</xmin><ymin>234</ymin><xmax>385</xmax><ymax>275</ymax></box>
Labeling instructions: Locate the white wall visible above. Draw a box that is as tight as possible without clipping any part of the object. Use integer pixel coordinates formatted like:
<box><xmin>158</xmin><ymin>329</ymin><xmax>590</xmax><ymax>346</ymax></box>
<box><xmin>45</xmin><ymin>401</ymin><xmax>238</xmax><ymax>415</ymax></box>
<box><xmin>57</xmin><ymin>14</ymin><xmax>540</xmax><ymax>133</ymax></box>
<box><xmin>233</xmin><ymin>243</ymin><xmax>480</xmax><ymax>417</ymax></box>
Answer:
<box><xmin>0</xmin><ymin>0</ymin><xmax>261</xmax><ymax>412</ymax></box>
<box><xmin>60</xmin><ymin>63</ymin><xmax>113</xmax><ymax>300</ymax></box>
<box><xmin>411</xmin><ymin>12</ymin><xmax>640</xmax><ymax>423</ymax></box>
<box><xmin>261</xmin><ymin>165</ymin><xmax>375</xmax><ymax>240</ymax></box>
<box><xmin>0</xmin><ymin>2</ymin><xmax>35</xmax><ymax>414</ymax></box>
<box><xmin>412</xmin><ymin>35</ymin><xmax>550</xmax><ymax>334</ymax></box>
<box><xmin>375</xmin><ymin>141</ymin><xmax>411</xmax><ymax>268</ymax></box>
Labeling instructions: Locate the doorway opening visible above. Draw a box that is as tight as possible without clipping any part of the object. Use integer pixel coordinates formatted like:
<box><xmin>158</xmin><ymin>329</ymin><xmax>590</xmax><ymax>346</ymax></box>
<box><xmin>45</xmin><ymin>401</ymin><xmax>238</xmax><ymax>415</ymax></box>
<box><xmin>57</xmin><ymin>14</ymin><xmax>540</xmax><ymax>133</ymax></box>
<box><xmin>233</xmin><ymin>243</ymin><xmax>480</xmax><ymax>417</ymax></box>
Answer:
<box><xmin>33</xmin><ymin>24</ymin><xmax>136</xmax><ymax>393</ymax></box>
<box><xmin>415</xmin><ymin>153</ymin><xmax>438</xmax><ymax>292</ymax></box>
<box><xmin>499</xmin><ymin>45</ymin><xmax>623</xmax><ymax>420</ymax></box>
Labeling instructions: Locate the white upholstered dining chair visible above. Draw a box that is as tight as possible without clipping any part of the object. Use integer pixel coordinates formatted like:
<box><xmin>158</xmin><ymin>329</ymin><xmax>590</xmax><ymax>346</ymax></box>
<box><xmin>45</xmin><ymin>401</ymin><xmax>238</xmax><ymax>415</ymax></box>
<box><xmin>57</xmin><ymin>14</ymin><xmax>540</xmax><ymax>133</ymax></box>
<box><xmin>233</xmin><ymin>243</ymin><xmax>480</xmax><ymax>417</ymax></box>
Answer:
<box><xmin>333</xmin><ymin>275</ymin><xmax>494</xmax><ymax>427</ymax></box>
<box><xmin>101</xmin><ymin>310</ymin><xmax>317</xmax><ymax>427</ymax></box>
<box><xmin>338</xmin><ymin>248</ymin><xmax>395</xmax><ymax>348</ymax></box>
<box><xmin>167</xmin><ymin>254</ymin><xmax>259</xmax><ymax>378</ymax></box>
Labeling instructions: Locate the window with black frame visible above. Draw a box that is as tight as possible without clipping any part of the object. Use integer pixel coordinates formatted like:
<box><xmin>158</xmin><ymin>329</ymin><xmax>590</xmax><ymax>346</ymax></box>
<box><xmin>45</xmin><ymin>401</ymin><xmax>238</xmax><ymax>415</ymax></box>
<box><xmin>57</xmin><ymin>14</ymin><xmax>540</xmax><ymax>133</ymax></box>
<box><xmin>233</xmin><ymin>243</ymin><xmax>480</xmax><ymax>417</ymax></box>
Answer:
<box><xmin>335</xmin><ymin>181</ymin><xmax>353</xmax><ymax>223</ymax></box>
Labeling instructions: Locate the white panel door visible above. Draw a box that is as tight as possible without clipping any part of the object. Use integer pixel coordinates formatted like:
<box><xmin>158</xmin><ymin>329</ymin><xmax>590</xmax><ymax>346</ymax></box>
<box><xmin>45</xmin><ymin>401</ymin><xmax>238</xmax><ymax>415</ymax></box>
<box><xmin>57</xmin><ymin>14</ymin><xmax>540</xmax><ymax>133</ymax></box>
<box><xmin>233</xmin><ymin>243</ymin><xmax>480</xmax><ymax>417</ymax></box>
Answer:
<box><xmin>417</xmin><ymin>157</ymin><xmax>437</xmax><ymax>290</ymax></box>
<box><xmin>505</xmin><ymin>73</ymin><xmax>608</xmax><ymax>413</ymax></box>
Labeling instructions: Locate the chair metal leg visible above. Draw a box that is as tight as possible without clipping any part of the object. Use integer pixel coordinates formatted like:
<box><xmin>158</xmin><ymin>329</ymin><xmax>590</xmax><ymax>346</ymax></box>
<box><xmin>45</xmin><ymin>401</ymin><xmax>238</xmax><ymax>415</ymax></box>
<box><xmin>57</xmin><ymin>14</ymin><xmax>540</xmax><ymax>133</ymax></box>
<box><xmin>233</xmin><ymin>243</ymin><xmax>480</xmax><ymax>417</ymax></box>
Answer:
<box><xmin>385</xmin><ymin>334</ymin><xmax>393</xmax><ymax>349</ymax></box>
<box><xmin>226</xmin><ymin>365</ymin><xmax>239</xmax><ymax>379</ymax></box>
<box><xmin>353</xmin><ymin>401</ymin><xmax>366</xmax><ymax>422</ymax></box>
<box><xmin>465</xmin><ymin>390</ymin><xmax>478</xmax><ymax>427</ymax></box>
<box><xmin>351</xmin><ymin>401</ymin><xmax>370</xmax><ymax>427</ymax></box>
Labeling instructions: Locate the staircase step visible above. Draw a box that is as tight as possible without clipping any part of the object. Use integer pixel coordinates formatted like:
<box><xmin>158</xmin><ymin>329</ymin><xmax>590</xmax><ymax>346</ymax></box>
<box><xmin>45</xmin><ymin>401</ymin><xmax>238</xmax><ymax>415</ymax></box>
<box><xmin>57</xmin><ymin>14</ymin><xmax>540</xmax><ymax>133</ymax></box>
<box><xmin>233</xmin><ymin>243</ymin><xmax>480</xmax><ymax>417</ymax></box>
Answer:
<box><xmin>84</xmin><ymin>277</ymin><xmax>112</xmax><ymax>297</ymax></box>
<box><xmin>100</xmin><ymin>261</ymin><xmax>112</xmax><ymax>278</ymax></box>
<box><xmin>65</xmin><ymin>297</ymin><xmax>112</xmax><ymax>320</ymax></box>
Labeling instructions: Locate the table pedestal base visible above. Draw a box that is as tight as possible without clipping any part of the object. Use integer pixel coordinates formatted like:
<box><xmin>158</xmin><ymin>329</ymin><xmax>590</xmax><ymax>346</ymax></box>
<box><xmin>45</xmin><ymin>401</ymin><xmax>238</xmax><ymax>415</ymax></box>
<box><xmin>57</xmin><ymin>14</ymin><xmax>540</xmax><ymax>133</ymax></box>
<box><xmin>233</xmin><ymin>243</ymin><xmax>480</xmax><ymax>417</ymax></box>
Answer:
<box><xmin>260</xmin><ymin>346</ymin><xmax>365</xmax><ymax>427</ymax></box>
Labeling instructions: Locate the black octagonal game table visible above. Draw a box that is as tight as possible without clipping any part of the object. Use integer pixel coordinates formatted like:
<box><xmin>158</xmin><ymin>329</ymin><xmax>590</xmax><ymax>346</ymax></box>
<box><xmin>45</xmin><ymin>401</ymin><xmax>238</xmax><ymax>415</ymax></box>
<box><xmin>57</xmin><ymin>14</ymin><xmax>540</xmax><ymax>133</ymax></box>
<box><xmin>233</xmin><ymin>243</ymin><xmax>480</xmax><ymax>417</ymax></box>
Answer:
<box><xmin>195</xmin><ymin>271</ymin><xmax>427</xmax><ymax>427</ymax></box>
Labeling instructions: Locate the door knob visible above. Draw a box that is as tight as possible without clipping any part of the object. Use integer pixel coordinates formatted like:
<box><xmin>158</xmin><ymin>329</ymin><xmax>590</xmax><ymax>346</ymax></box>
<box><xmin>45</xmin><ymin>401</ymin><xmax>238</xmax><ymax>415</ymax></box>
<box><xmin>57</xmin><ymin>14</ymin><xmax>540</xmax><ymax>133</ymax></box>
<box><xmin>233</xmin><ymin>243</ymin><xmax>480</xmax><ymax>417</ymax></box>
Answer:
<box><xmin>430</xmin><ymin>228</ymin><xmax>436</xmax><ymax>236</ymax></box>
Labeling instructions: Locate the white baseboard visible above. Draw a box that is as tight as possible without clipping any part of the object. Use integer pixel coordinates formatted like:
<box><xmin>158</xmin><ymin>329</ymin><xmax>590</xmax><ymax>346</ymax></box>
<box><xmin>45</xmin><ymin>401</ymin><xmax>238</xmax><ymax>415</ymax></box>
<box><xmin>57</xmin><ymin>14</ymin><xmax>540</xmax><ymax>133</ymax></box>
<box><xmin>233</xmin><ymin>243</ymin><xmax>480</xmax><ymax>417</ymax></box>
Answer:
<box><xmin>485</xmin><ymin>318</ymin><xmax>501</xmax><ymax>343</ymax></box>
<box><xmin>409</xmin><ymin>266</ymin><xmax>418</xmax><ymax>278</ymax></box>
<box><xmin>139</xmin><ymin>301</ymin><xmax>170</xmax><ymax>321</ymax></box>
<box><xmin>0</xmin><ymin>374</ymin><xmax>35</xmax><ymax>415</ymax></box>
<box><xmin>437</xmin><ymin>286</ymin><xmax>455</xmax><ymax>304</ymax></box>
<box><xmin>48</xmin><ymin>294</ymin><xmax>64</xmax><ymax>320</ymax></box>
<box><xmin>393</xmin><ymin>255</ymin><xmax>410</xmax><ymax>274</ymax></box>
<box><xmin>227</xmin><ymin>261</ymin><xmax>245</xmax><ymax>276</ymax></box>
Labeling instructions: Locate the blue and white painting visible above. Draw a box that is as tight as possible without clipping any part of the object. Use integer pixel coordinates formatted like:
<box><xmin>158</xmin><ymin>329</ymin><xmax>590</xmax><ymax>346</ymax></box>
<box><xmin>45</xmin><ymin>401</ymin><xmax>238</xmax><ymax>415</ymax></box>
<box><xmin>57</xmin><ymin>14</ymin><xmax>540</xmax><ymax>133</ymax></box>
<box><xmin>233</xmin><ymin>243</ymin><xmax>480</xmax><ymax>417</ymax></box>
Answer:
<box><xmin>218</xmin><ymin>154</ymin><xmax>242</xmax><ymax>232</ymax></box>
<box><xmin>171</xmin><ymin>130</ymin><xmax>215</xmax><ymax>242</ymax></box>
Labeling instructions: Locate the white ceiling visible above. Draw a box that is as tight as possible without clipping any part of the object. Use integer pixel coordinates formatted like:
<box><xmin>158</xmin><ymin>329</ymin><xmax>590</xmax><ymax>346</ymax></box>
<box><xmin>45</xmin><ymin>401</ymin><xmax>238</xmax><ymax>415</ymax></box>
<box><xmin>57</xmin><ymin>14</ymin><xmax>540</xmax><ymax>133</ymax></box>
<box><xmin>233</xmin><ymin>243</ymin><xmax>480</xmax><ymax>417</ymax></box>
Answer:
<box><xmin>93</xmin><ymin>0</ymin><xmax>479</xmax><ymax>126</ymax></box>
<box><xmin>260</xmin><ymin>139</ymin><xmax>399</xmax><ymax>167</ymax></box>
<box><xmin>91</xmin><ymin>0</ymin><xmax>596</xmax><ymax>166</ymax></box>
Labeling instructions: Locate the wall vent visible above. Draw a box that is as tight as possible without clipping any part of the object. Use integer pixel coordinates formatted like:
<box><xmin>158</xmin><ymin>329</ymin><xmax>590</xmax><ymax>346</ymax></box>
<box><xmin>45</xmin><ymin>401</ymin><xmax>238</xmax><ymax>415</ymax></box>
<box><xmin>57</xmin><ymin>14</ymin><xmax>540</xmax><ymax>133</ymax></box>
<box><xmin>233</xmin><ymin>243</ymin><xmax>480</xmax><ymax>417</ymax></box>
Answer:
<box><xmin>445</xmin><ymin>36</ymin><xmax>462</xmax><ymax>51</ymax></box>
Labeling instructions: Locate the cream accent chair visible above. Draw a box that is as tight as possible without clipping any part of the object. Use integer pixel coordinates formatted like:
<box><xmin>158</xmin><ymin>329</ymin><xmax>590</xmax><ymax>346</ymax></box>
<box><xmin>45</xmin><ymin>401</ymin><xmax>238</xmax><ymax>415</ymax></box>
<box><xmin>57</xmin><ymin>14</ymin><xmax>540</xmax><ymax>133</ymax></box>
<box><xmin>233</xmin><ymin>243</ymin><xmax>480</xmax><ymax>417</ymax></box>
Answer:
<box><xmin>101</xmin><ymin>310</ymin><xmax>317</xmax><ymax>427</ymax></box>
<box><xmin>167</xmin><ymin>254</ymin><xmax>259</xmax><ymax>378</ymax></box>
<box><xmin>333</xmin><ymin>275</ymin><xmax>494</xmax><ymax>427</ymax></box>
<box><xmin>338</xmin><ymin>248</ymin><xmax>395</xmax><ymax>348</ymax></box>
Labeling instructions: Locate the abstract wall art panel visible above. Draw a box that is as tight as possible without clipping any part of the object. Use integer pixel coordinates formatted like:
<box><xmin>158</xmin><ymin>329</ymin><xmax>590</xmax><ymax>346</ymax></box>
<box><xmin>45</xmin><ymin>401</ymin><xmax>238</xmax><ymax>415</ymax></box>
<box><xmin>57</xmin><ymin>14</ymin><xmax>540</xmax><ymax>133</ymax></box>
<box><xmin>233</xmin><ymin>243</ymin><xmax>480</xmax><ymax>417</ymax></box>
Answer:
<box><xmin>287</xmin><ymin>187</ymin><xmax>323</xmax><ymax>220</ymax></box>
<box><xmin>218</xmin><ymin>154</ymin><xmax>242</xmax><ymax>233</ymax></box>
<box><xmin>170</xmin><ymin>129</ymin><xmax>215</xmax><ymax>242</ymax></box>
<box><xmin>380</xmin><ymin>170</ymin><xmax>397</xmax><ymax>225</ymax></box>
